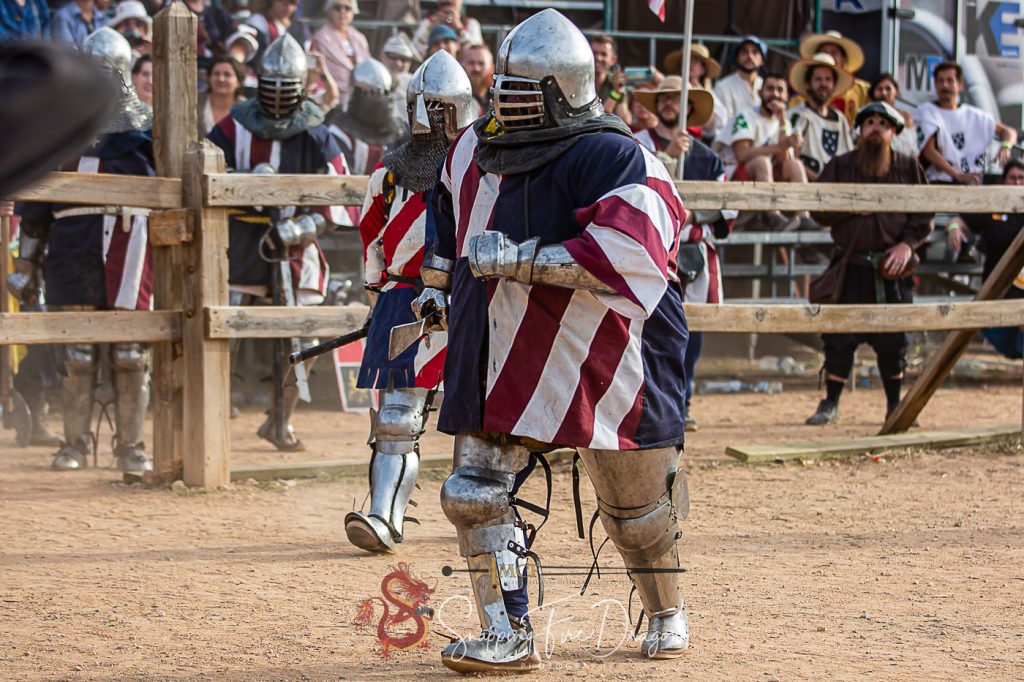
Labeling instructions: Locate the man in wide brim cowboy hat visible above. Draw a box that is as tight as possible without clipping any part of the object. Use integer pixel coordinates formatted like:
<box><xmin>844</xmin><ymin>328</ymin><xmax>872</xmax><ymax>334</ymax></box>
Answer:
<box><xmin>794</xmin><ymin>30</ymin><xmax>870</xmax><ymax>124</ymax></box>
<box><xmin>633</xmin><ymin>75</ymin><xmax>714</xmax><ymax>129</ymax></box>
<box><xmin>632</xmin><ymin>76</ymin><xmax>715</xmax><ymax>176</ymax></box>
<box><xmin>788</xmin><ymin>51</ymin><xmax>853</xmax><ymax>104</ymax></box>
<box><xmin>663</xmin><ymin>43</ymin><xmax>721</xmax><ymax>88</ymax></box>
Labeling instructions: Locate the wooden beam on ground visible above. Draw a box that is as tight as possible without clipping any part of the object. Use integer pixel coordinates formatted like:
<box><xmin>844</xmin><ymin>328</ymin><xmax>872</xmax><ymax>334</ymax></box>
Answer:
<box><xmin>229</xmin><ymin>449</ymin><xmax>576</xmax><ymax>482</ymax></box>
<box><xmin>202</xmin><ymin>176</ymin><xmax>1024</xmax><ymax>213</ymax></box>
<box><xmin>726</xmin><ymin>423</ymin><xmax>1018</xmax><ymax>463</ymax></box>
<box><xmin>150</xmin><ymin>1</ymin><xmax>197</xmax><ymax>486</ymax></box>
<box><xmin>204</xmin><ymin>173</ymin><xmax>367</xmax><ymax>207</ymax></box>
<box><xmin>0</xmin><ymin>311</ymin><xmax>179</xmax><ymax>344</ymax></box>
<box><xmin>11</xmin><ymin>172</ymin><xmax>182</xmax><ymax>209</ymax></box>
<box><xmin>205</xmin><ymin>305</ymin><xmax>369</xmax><ymax>339</ymax></box>
<box><xmin>180</xmin><ymin>143</ymin><xmax>231</xmax><ymax>488</ymax></box>
<box><xmin>203</xmin><ymin>300</ymin><xmax>1024</xmax><ymax>339</ymax></box>
<box><xmin>882</xmin><ymin>223</ymin><xmax>1024</xmax><ymax>435</ymax></box>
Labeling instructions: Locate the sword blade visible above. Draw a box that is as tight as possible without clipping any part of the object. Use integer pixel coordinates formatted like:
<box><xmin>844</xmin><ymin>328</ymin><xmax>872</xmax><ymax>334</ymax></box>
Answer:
<box><xmin>388</xmin><ymin>319</ymin><xmax>428</xmax><ymax>361</ymax></box>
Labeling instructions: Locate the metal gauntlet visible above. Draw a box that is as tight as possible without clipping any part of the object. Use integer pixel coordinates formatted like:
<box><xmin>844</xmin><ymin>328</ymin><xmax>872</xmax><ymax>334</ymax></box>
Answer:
<box><xmin>6</xmin><ymin>235</ymin><xmax>44</xmax><ymax>303</ymax></box>
<box><xmin>467</xmin><ymin>231</ymin><xmax>614</xmax><ymax>293</ymax></box>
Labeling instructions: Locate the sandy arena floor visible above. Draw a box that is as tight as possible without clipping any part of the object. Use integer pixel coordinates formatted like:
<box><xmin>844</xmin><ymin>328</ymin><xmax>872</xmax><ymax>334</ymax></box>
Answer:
<box><xmin>1</xmin><ymin>384</ymin><xmax>1022</xmax><ymax>680</ymax></box>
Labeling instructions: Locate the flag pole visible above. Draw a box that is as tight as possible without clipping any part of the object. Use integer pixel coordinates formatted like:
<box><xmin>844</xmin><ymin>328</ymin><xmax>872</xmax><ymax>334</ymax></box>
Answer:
<box><xmin>677</xmin><ymin>0</ymin><xmax>695</xmax><ymax>180</ymax></box>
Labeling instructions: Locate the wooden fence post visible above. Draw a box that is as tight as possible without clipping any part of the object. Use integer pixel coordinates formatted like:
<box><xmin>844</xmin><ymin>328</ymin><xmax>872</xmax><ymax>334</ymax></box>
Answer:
<box><xmin>881</xmin><ymin>226</ymin><xmax>1024</xmax><ymax>435</ymax></box>
<box><xmin>150</xmin><ymin>1</ymin><xmax>196</xmax><ymax>483</ymax></box>
<box><xmin>181</xmin><ymin>143</ymin><xmax>230</xmax><ymax>487</ymax></box>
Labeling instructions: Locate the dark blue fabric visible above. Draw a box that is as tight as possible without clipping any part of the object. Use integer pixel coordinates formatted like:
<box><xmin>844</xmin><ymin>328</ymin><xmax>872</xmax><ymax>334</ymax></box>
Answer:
<box><xmin>17</xmin><ymin>131</ymin><xmax>154</xmax><ymax>308</ymax></box>
<box><xmin>982</xmin><ymin>327</ymin><xmax>1023</xmax><ymax>359</ymax></box>
<box><xmin>501</xmin><ymin>457</ymin><xmax>538</xmax><ymax>621</ymax></box>
<box><xmin>0</xmin><ymin>0</ymin><xmax>49</xmax><ymax>41</ymax></box>
<box><xmin>683</xmin><ymin>331</ymin><xmax>704</xmax><ymax>412</ymax></box>
<box><xmin>207</xmin><ymin>122</ymin><xmax>345</xmax><ymax>288</ymax></box>
<box><xmin>682</xmin><ymin>138</ymin><xmax>725</xmax><ymax>181</ymax></box>
<box><xmin>357</xmin><ymin>288</ymin><xmax>421</xmax><ymax>388</ymax></box>
<box><xmin>433</xmin><ymin>132</ymin><xmax>688</xmax><ymax>448</ymax></box>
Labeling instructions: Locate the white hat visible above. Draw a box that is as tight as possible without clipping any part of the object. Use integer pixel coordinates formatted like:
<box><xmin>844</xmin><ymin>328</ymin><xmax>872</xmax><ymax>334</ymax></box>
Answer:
<box><xmin>382</xmin><ymin>32</ymin><xmax>420</xmax><ymax>62</ymax></box>
<box><xmin>110</xmin><ymin>0</ymin><xmax>152</xmax><ymax>30</ymax></box>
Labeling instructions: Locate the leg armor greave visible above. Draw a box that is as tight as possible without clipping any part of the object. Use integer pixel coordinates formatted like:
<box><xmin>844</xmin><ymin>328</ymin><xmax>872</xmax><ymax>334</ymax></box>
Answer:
<box><xmin>257</xmin><ymin>342</ymin><xmax>315</xmax><ymax>452</ymax></box>
<box><xmin>579</xmin><ymin>446</ymin><xmax>690</xmax><ymax>659</ymax></box>
<box><xmin>111</xmin><ymin>343</ymin><xmax>152</xmax><ymax>473</ymax></box>
<box><xmin>54</xmin><ymin>343</ymin><xmax>99</xmax><ymax>469</ymax></box>
<box><xmin>345</xmin><ymin>388</ymin><xmax>428</xmax><ymax>552</ymax></box>
<box><xmin>438</xmin><ymin>435</ymin><xmax>539</xmax><ymax>672</ymax></box>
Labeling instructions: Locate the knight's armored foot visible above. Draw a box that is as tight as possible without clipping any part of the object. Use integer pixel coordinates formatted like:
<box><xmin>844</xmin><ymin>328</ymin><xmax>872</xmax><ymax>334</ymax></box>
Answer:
<box><xmin>52</xmin><ymin>438</ymin><xmax>91</xmax><ymax>470</ymax></box>
<box><xmin>6</xmin><ymin>391</ymin><xmax>32</xmax><ymax>447</ymax></box>
<box><xmin>642</xmin><ymin>606</ymin><xmax>690</xmax><ymax>659</ymax></box>
<box><xmin>805</xmin><ymin>399</ymin><xmax>838</xmax><ymax>425</ymax></box>
<box><xmin>27</xmin><ymin>397</ymin><xmax>61</xmax><ymax>447</ymax></box>
<box><xmin>257</xmin><ymin>383</ymin><xmax>305</xmax><ymax>451</ymax></box>
<box><xmin>440</xmin><ymin>615</ymin><xmax>541</xmax><ymax>674</ymax></box>
<box><xmin>115</xmin><ymin>442</ymin><xmax>152</xmax><ymax>473</ymax></box>
<box><xmin>344</xmin><ymin>512</ymin><xmax>396</xmax><ymax>553</ymax></box>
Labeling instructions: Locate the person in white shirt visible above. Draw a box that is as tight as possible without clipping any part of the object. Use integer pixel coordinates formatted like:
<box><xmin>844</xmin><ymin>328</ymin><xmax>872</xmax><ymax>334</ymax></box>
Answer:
<box><xmin>713</xmin><ymin>35</ymin><xmax>764</xmax><ymax>138</ymax></box>
<box><xmin>717</xmin><ymin>72</ymin><xmax>813</xmax><ymax>231</ymax></box>
<box><xmin>918</xmin><ymin>60</ymin><xmax>1017</xmax><ymax>186</ymax></box>
<box><xmin>922</xmin><ymin>61</ymin><xmax>1019</xmax><ymax>254</ymax></box>
<box><xmin>787</xmin><ymin>52</ymin><xmax>853</xmax><ymax>180</ymax></box>
<box><xmin>869</xmin><ymin>73</ymin><xmax>919</xmax><ymax>158</ymax></box>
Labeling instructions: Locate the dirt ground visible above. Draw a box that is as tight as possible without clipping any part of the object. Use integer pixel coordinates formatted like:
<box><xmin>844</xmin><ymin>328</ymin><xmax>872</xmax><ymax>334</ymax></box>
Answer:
<box><xmin>1</xmin><ymin>384</ymin><xmax>1023</xmax><ymax>680</ymax></box>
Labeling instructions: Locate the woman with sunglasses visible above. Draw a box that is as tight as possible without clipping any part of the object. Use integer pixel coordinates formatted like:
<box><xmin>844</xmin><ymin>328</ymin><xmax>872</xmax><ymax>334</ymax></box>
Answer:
<box><xmin>310</xmin><ymin>0</ymin><xmax>370</xmax><ymax>108</ymax></box>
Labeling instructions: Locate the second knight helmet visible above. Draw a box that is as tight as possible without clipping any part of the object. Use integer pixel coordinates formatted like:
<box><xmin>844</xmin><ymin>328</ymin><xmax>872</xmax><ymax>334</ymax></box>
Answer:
<box><xmin>82</xmin><ymin>27</ymin><xmax>152</xmax><ymax>134</ymax></box>
<box><xmin>258</xmin><ymin>34</ymin><xmax>308</xmax><ymax>119</ymax></box>
<box><xmin>407</xmin><ymin>51</ymin><xmax>475</xmax><ymax>139</ymax></box>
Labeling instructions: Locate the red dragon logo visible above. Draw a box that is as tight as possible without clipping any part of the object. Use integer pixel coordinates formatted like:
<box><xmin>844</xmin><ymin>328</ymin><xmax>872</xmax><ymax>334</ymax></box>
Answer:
<box><xmin>353</xmin><ymin>562</ymin><xmax>436</xmax><ymax>658</ymax></box>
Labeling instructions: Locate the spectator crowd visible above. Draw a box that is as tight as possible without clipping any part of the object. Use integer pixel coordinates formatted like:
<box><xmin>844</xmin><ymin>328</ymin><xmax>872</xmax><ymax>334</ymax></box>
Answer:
<box><xmin>2</xmin><ymin>2</ymin><xmax>1022</xmax><ymax>434</ymax></box>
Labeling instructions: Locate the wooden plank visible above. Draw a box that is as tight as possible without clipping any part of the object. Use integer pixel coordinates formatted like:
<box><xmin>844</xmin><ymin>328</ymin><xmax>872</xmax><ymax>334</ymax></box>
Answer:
<box><xmin>204</xmin><ymin>173</ymin><xmax>367</xmax><ymax>207</ymax></box>
<box><xmin>203</xmin><ymin>300</ymin><xmax>1024</xmax><ymax>339</ymax></box>
<box><xmin>148</xmin><ymin>209</ymin><xmax>193</xmax><ymax>246</ymax></box>
<box><xmin>0</xmin><ymin>215</ymin><xmax>12</xmax><ymax>414</ymax></box>
<box><xmin>230</xmin><ymin>449</ymin><xmax>577</xmax><ymax>482</ymax></box>
<box><xmin>882</xmin><ymin>218</ymin><xmax>1024</xmax><ymax>435</ymax></box>
<box><xmin>11</xmin><ymin>172</ymin><xmax>182</xmax><ymax>209</ymax></box>
<box><xmin>203</xmin><ymin>175</ymin><xmax>1024</xmax><ymax>213</ymax></box>
<box><xmin>149</xmin><ymin>1</ymin><xmax>197</xmax><ymax>486</ymax></box>
<box><xmin>726</xmin><ymin>423</ymin><xmax>1018</xmax><ymax>463</ymax></box>
<box><xmin>0</xmin><ymin>311</ymin><xmax>179</xmax><ymax>344</ymax></box>
<box><xmin>181</xmin><ymin>143</ymin><xmax>231</xmax><ymax>488</ymax></box>
<box><xmin>205</xmin><ymin>305</ymin><xmax>369</xmax><ymax>339</ymax></box>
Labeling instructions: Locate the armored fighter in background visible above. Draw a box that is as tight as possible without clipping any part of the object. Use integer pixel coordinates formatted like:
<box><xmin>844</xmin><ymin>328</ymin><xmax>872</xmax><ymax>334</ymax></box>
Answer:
<box><xmin>416</xmin><ymin>9</ymin><xmax>692</xmax><ymax>672</ymax></box>
<box><xmin>344</xmin><ymin>51</ymin><xmax>474</xmax><ymax>553</ymax></box>
<box><xmin>327</xmin><ymin>57</ymin><xmax>406</xmax><ymax>178</ymax></box>
<box><xmin>208</xmin><ymin>33</ymin><xmax>351</xmax><ymax>451</ymax></box>
<box><xmin>16</xmin><ymin>28</ymin><xmax>155</xmax><ymax>473</ymax></box>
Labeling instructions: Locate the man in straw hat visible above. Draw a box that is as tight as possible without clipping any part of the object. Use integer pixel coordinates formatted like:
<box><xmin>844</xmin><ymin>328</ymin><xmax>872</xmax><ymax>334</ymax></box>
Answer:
<box><xmin>665</xmin><ymin>43</ymin><xmax>726</xmax><ymax>139</ymax></box>
<box><xmin>635</xmin><ymin>77</ymin><xmax>736</xmax><ymax>432</ymax></box>
<box><xmin>633</xmin><ymin>75</ymin><xmax>714</xmax><ymax>175</ymax></box>
<box><xmin>805</xmin><ymin>101</ymin><xmax>933</xmax><ymax>426</ymax></box>
<box><xmin>795</xmin><ymin>30</ymin><xmax>870</xmax><ymax>125</ymax></box>
<box><xmin>787</xmin><ymin>52</ymin><xmax>853</xmax><ymax>181</ymax></box>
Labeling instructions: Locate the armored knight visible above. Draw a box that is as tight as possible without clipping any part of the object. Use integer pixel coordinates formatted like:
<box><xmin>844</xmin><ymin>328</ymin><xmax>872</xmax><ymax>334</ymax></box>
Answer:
<box><xmin>344</xmin><ymin>51</ymin><xmax>474</xmax><ymax>553</ymax></box>
<box><xmin>327</xmin><ymin>58</ymin><xmax>406</xmax><ymax>177</ymax></box>
<box><xmin>208</xmin><ymin>33</ymin><xmax>351</xmax><ymax>451</ymax></box>
<box><xmin>415</xmin><ymin>10</ymin><xmax>692</xmax><ymax>672</ymax></box>
<box><xmin>15</xmin><ymin>27</ymin><xmax>155</xmax><ymax>473</ymax></box>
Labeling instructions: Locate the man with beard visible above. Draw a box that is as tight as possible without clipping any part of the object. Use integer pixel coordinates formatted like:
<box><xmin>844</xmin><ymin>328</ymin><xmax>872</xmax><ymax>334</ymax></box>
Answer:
<box><xmin>415</xmin><ymin>9</ymin><xmax>691</xmax><ymax>672</ymax></box>
<box><xmin>590</xmin><ymin>33</ymin><xmax>630</xmax><ymax>124</ymax></box>
<box><xmin>713</xmin><ymin>35</ymin><xmax>764</xmax><ymax>137</ymax></box>
<box><xmin>787</xmin><ymin>52</ymin><xmax>853</xmax><ymax>180</ymax></box>
<box><xmin>717</xmin><ymin>72</ymin><xmax>812</xmax><ymax>231</ymax></box>
<box><xmin>805</xmin><ymin>102</ymin><xmax>934</xmax><ymax>426</ymax></box>
<box><xmin>792</xmin><ymin>31</ymin><xmax>870</xmax><ymax>125</ymax></box>
<box><xmin>328</xmin><ymin>57</ymin><xmax>405</xmax><ymax>178</ymax></box>
<box><xmin>459</xmin><ymin>42</ymin><xmax>493</xmax><ymax>116</ymax></box>
<box><xmin>208</xmin><ymin>34</ymin><xmax>351</xmax><ymax>451</ymax></box>
<box><xmin>345</xmin><ymin>51</ymin><xmax>475</xmax><ymax>553</ymax></box>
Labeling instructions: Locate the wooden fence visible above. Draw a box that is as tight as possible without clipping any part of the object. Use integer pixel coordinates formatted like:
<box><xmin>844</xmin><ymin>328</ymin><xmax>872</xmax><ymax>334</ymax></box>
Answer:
<box><xmin>3</xmin><ymin>2</ymin><xmax>1024</xmax><ymax>486</ymax></box>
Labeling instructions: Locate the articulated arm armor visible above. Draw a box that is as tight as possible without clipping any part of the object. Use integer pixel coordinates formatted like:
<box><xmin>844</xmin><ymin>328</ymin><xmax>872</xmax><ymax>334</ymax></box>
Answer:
<box><xmin>6</xmin><ymin>233</ymin><xmax>45</xmax><ymax>305</ymax></box>
<box><xmin>467</xmin><ymin>231</ymin><xmax>615</xmax><ymax>293</ymax></box>
<box><xmin>411</xmin><ymin>251</ymin><xmax>453</xmax><ymax>332</ymax></box>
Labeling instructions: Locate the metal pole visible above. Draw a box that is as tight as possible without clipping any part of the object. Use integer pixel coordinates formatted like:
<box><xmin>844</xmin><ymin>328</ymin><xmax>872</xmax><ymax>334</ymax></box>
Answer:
<box><xmin>677</xmin><ymin>0</ymin><xmax>694</xmax><ymax>180</ymax></box>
